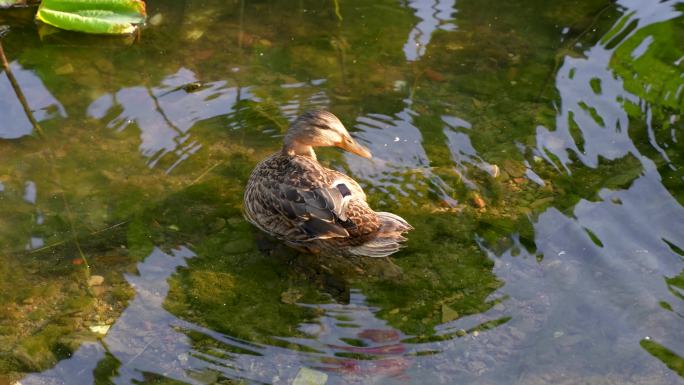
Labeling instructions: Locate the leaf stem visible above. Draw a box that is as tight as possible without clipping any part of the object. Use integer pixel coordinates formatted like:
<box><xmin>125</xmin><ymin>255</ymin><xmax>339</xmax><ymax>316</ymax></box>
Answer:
<box><xmin>1</xmin><ymin>34</ymin><xmax>91</xmax><ymax>282</ymax></box>
<box><xmin>0</xmin><ymin>39</ymin><xmax>45</xmax><ymax>138</ymax></box>
<box><xmin>333</xmin><ymin>0</ymin><xmax>343</xmax><ymax>22</ymax></box>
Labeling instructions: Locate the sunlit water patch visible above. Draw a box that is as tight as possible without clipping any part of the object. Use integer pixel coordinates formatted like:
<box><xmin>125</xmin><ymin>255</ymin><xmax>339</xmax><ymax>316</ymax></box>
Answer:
<box><xmin>403</xmin><ymin>0</ymin><xmax>457</xmax><ymax>61</ymax></box>
<box><xmin>473</xmin><ymin>172</ymin><xmax>684</xmax><ymax>383</ymax></box>
<box><xmin>346</xmin><ymin>108</ymin><xmax>457</xmax><ymax>205</ymax></box>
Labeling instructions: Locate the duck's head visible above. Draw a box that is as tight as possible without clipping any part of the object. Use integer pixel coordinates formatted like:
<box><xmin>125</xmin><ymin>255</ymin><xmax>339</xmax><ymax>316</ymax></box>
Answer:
<box><xmin>283</xmin><ymin>110</ymin><xmax>372</xmax><ymax>159</ymax></box>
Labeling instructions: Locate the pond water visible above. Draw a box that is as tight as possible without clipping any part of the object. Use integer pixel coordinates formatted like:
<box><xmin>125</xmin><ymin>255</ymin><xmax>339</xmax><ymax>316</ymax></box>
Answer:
<box><xmin>1</xmin><ymin>0</ymin><xmax>683</xmax><ymax>384</ymax></box>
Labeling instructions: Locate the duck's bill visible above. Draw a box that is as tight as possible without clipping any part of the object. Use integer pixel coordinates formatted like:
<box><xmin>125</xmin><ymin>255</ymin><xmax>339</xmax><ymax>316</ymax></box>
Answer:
<box><xmin>343</xmin><ymin>139</ymin><xmax>372</xmax><ymax>159</ymax></box>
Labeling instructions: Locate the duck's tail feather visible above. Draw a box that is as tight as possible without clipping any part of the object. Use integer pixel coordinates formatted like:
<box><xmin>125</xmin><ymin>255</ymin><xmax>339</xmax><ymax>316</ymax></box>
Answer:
<box><xmin>349</xmin><ymin>212</ymin><xmax>413</xmax><ymax>258</ymax></box>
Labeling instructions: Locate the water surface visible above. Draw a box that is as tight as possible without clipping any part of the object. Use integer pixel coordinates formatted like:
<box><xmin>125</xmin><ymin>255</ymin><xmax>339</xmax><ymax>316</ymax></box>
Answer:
<box><xmin>1</xmin><ymin>0</ymin><xmax>683</xmax><ymax>384</ymax></box>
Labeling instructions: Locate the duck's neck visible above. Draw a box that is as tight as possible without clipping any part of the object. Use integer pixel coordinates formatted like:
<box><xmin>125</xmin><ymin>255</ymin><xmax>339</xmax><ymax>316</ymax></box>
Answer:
<box><xmin>283</xmin><ymin>141</ymin><xmax>317</xmax><ymax>160</ymax></box>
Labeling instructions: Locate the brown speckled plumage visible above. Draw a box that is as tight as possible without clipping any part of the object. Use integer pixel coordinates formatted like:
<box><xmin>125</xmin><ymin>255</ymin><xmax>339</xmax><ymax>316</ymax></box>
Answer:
<box><xmin>243</xmin><ymin>111</ymin><xmax>412</xmax><ymax>257</ymax></box>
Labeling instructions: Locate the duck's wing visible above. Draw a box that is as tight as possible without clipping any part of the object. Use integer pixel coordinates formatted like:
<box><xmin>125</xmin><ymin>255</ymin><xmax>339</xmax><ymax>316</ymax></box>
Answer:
<box><xmin>274</xmin><ymin>183</ymin><xmax>355</xmax><ymax>240</ymax></box>
<box><xmin>245</xmin><ymin>155</ymin><xmax>381</xmax><ymax>242</ymax></box>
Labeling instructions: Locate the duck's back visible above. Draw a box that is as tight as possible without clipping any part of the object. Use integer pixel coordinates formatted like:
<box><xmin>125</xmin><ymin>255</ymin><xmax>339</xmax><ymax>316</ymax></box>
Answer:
<box><xmin>244</xmin><ymin>153</ymin><xmax>411</xmax><ymax>257</ymax></box>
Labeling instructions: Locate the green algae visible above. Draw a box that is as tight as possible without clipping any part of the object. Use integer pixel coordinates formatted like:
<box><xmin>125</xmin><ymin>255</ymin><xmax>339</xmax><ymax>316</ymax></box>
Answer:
<box><xmin>641</xmin><ymin>339</ymin><xmax>684</xmax><ymax>377</ymax></box>
<box><xmin>609</xmin><ymin>18</ymin><xmax>684</xmax><ymax>204</ymax></box>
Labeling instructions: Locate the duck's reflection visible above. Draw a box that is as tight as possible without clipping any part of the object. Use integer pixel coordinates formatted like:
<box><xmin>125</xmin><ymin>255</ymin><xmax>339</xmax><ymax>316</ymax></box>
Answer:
<box><xmin>280</xmin><ymin>291</ymin><xmax>414</xmax><ymax>384</ymax></box>
<box><xmin>20</xmin><ymin>246</ymin><xmax>429</xmax><ymax>385</ymax></box>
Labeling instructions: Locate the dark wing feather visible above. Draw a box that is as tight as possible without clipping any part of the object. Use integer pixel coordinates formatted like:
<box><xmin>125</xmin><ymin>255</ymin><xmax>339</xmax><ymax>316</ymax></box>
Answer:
<box><xmin>275</xmin><ymin>184</ymin><xmax>352</xmax><ymax>240</ymax></box>
<box><xmin>301</xmin><ymin>217</ymin><xmax>348</xmax><ymax>238</ymax></box>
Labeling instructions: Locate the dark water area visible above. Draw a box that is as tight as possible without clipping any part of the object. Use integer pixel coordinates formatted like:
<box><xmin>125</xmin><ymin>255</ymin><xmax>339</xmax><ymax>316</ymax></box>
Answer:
<box><xmin>1</xmin><ymin>0</ymin><xmax>683</xmax><ymax>384</ymax></box>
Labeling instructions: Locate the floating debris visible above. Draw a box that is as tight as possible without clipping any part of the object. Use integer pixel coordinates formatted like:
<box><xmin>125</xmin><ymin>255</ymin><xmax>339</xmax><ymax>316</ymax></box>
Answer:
<box><xmin>89</xmin><ymin>324</ymin><xmax>110</xmax><ymax>335</ymax></box>
<box><xmin>292</xmin><ymin>367</ymin><xmax>328</xmax><ymax>385</ymax></box>
<box><xmin>185</xmin><ymin>29</ymin><xmax>204</xmax><ymax>41</ymax></box>
<box><xmin>489</xmin><ymin>164</ymin><xmax>500</xmax><ymax>178</ymax></box>
<box><xmin>393</xmin><ymin>80</ymin><xmax>407</xmax><ymax>91</ymax></box>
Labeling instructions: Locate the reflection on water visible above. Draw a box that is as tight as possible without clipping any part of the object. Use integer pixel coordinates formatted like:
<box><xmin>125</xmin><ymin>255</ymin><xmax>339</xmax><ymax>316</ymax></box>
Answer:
<box><xmin>403</xmin><ymin>0</ymin><xmax>457</xmax><ymax>61</ymax></box>
<box><xmin>348</xmin><ymin>110</ymin><xmax>429</xmax><ymax>192</ymax></box>
<box><xmin>347</xmin><ymin>106</ymin><xmax>456</xmax><ymax>205</ymax></box>
<box><xmin>279</xmin><ymin>79</ymin><xmax>331</xmax><ymax>122</ymax></box>
<box><xmin>474</xmin><ymin>173</ymin><xmax>684</xmax><ymax>383</ymax></box>
<box><xmin>283</xmin><ymin>293</ymin><xmax>415</xmax><ymax>383</ymax></box>
<box><xmin>22</xmin><ymin>247</ymin><xmax>205</xmax><ymax>385</ymax></box>
<box><xmin>443</xmin><ymin>116</ymin><xmax>498</xmax><ymax>189</ymax></box>
<box><xmin>538</xmin><ymin>0</ymin><xmax>682</xmax><ymax>171</ymax></box>
<box><xmin>0</xmin><ymin>62</ymin><xmax>65</xmax><ymax>139</ymax></box>
<box><xmin>1</xmin><ymin>0</ymin><xmax>684</xmax><ymax>383</ymax></box>
<box><xmin>21</xmin><ymin>247</ymin><xmax>418</xmax><ymax>385</ymax></box>
<box><xmin>88</xmin><ymin>68</ymin><xmax>255</xmax><ymax>173</ymax></box>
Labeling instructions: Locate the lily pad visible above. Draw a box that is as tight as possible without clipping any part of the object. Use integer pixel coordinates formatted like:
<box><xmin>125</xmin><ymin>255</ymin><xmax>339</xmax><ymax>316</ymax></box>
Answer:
<box><xmin>36</xmin><ymin>0</ymin><xmax>146</xmax><ymax>35</ymax></box>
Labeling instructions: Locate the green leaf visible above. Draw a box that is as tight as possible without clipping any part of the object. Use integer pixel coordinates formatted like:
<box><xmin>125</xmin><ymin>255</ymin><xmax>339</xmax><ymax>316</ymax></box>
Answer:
<box><xmin>36</xmin><ymin>0</ymin><xmax>146</xmax><ymax>35</ymax></box>
<box><xmin>41</xmin><ymin>0</ymin><xmax>145</xmax><ymax>14</ymax></box>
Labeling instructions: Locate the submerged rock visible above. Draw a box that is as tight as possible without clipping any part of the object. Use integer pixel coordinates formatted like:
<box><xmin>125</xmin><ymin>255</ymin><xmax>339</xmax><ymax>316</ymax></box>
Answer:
<box><xmin>149</xmin><ymin>13</ymin><xmax>163</xmax><ymax>26</ymax></box>
<box><xmin>281</xmin><ymin>288</ymin><xmax>303</xmax><ymax>304</ymax></box>
<box><xmin>88</xmin><ymin>275</ymin><xmax>105</xmax><ymax>287</ymax></box>
<box><xmin>441</xmin><ymin>304</ymin><xmax>459</xmax><ymax>323</ymax></box>
<box><xmin>470</xmin><ymin>193</ymin><xmax>486</xmax><ymax>209</ymax></box>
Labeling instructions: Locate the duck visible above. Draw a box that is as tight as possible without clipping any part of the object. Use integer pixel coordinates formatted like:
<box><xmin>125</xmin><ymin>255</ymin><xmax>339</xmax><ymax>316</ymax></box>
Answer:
<box><xmin>243</xmin><ymin>110</ymin><xmax>412</xmax><ymax>258</ymax></box>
